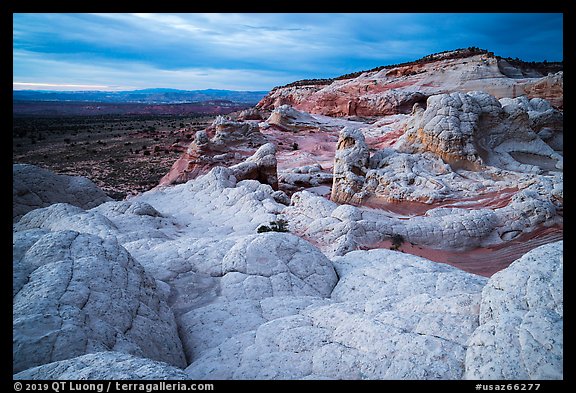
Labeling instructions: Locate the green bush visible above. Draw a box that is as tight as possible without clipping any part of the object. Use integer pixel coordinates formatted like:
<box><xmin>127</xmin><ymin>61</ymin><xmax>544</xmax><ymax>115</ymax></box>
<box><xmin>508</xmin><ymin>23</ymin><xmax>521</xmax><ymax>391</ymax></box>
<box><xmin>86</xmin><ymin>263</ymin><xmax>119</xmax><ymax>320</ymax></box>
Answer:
<box><xmin>257</xmin><ymin>219</ymin><xmax>289</xmax><ymax>233</ymax></box>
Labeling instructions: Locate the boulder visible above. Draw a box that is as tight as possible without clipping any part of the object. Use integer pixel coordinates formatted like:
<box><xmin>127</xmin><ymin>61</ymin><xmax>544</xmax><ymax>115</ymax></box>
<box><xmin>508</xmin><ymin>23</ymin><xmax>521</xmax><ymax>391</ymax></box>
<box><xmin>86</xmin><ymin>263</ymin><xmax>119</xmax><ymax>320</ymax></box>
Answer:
<box><xmin>13</xmin><ymin>164</ymin><xmax>112</xmax><ymax>222</ymax></box>
<box><xmin>464</xmin><ymin>241</ymin><xmax>563</xmax><ymax>380</ymax></box>
<box><xmin>13</xmin><ymin>230</ymin><xmax>186</xmax><ymax>373</ymax></box>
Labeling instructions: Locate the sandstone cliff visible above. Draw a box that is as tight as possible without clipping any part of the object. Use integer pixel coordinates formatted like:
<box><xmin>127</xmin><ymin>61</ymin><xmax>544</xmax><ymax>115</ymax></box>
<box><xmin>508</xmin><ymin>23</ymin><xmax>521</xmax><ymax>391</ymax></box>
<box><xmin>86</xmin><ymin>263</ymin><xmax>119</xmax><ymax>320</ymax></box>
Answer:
<box><xmin>258</xmin><ymin>50</ymin><xmax>562</xmax><ymax>117</ymax></box>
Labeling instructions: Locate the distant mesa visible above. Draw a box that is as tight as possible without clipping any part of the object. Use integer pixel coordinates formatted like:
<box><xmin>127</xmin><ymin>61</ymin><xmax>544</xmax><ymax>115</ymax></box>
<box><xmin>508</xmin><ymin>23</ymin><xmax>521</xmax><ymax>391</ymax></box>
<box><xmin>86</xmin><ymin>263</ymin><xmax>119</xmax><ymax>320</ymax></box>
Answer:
<box><xmin>13</xmin><ymin>89</ymin><xmax>269</xmax><ymax>116</ymax></box>
<box><xmin>13</xmin><ymin>88</ymin><xmax>268</xmax><ymax>104</ymax></box>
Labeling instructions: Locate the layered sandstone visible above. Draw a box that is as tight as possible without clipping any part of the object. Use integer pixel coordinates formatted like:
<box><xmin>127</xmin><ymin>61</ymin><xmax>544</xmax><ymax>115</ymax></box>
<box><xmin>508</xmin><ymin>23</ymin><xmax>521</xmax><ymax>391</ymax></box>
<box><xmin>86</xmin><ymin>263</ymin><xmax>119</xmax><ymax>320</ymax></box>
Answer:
<box><xmin>258</xmin><ymin>52</ymin><xmax>563</xmax><ymax>117</ymax></box>
<box><xmin>13</xmin><ymin>47</ymin><xmax>563</xmax><ymax>381</ymax></box>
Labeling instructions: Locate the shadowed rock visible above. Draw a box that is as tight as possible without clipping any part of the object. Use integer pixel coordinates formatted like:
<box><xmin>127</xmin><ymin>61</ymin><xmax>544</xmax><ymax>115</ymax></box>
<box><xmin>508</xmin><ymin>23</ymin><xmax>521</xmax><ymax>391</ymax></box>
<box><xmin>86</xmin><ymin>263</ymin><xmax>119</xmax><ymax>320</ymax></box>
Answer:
<box><xmin>13</xmin><ymin>164</ymin><xmax>112</xmax><ymax>222</ymax></box>
<box><xmin>14</xmin><ymin>352</ymin><xmax>189</xmax><ymax>380</ymax></box>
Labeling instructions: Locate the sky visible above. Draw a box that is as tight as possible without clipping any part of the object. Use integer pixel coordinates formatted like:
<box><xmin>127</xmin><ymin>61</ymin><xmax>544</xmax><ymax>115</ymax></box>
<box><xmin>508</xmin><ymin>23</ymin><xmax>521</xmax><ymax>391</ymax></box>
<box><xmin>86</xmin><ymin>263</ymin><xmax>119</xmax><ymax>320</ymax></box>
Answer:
<box><xmin>13</xmin><ymin>13</ymin><xmax>564</xmax><ymax>92</ymax></box>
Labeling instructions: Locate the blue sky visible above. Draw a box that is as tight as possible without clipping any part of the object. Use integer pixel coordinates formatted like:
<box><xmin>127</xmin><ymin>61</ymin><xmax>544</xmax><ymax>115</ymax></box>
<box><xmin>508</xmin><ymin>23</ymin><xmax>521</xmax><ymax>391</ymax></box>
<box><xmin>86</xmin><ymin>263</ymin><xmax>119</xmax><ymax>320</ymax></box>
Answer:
<box><xmin>13</xmin><ymin>13</ymin><xmax>564</xmax><ymax>92</ymax></box>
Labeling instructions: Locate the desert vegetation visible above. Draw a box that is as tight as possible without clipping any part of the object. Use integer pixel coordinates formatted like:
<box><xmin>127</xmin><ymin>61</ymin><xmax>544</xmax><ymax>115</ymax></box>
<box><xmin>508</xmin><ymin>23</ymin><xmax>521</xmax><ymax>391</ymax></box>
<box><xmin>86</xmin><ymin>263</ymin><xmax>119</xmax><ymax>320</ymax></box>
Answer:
<box><xmin>12</xmin><ymin>114</ymin><xmax>216</xmax><ymax>199</ymax></box>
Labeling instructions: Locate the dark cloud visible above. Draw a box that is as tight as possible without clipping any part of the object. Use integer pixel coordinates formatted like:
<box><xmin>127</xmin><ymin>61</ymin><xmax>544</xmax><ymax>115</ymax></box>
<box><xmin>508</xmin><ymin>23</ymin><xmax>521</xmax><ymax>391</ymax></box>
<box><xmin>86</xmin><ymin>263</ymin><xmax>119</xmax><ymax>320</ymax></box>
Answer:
<box><xmin>13</xmin><ymin>13</ymin><xmax>563</xmax><ymax>91</ymax></box>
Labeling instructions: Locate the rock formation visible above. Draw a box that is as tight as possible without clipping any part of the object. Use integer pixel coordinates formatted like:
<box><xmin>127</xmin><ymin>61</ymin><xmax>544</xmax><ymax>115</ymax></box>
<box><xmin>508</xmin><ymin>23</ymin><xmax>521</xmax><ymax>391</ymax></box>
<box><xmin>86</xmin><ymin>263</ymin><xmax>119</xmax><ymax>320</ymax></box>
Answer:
<box><xmin>13</xmin><ymin>352</ymin><xmax>189</xmax><ymax>380</ymax></box>
<box><xmin>12</xmin><ymin>160</ymin><xmax>562</xmax><ymax>379</ymax></box>
<box><xmin>330</xmin><ymin>127</ymin><xmax>370</xmax><ymax>204</ymax></box>
<box><xmin>396</xmin><ymin>91</ymin><xmax>563</xmax><ymax>173</ymax></box>
<box><xmin>329</xmin><ymin>91</ymin><xmax>563</xmax><ymax>207</ymax></box>
<box><xmin>465</xmin><ymin>241</ymin><xmax>563</xmax><ymax>379</ymax></box>
<box><xmin>13</xmin><ymin>230</ymin><xmax>186</xmax><ymax>373</ymax></box>
<box><xmin>265</xmin><ymin>104</ymin><xmax>326</xmax><ymax>132</ymax></box>
<box><xmin>13</xmin><ymin>163</ymin><xmax>112</xmax><ymax>222</ymax></box>
<box><xmin>159</xmin><ymin>115</ymin><xmax>268</xmax><ymax>186</ymax></box>
<box><xmin>278</xmin><ymin>163</ymin><xmax>333</xmax><ymax>196</ymax></box>
<box><xmin>12</xmin><ymin>47</ymin><xmax>563</xmax><ymax>380</ymax></box>
<box><xmin>258</xmin><ymin>51</ymin><xmax>562</xmax><ymax>117</ymax></box>
<box><xmin>229</xmin><ymin>143</ymin><xmax>279</xmax><ymax>190</ymax></box>
<box><xmin>186</xmin><ymin>249</ymin><xmax>488</xmax><ymax>379</ymax></box>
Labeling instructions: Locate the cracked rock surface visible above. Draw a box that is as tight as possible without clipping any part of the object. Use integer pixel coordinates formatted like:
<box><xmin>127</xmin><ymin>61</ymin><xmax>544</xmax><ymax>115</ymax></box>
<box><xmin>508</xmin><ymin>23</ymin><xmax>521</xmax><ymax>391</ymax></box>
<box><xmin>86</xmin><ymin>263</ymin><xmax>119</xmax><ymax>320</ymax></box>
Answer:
<box><xmin>13</xmin><ymin>230</ymin><xmax>186</xmax><ymax>373</ymax></box>
<box><xmin>464</xmin><ymin>241</ymin><xmax>563</xmax><ymax>380</ymax></box>
<box><xmin>186</xmin><ymin>249</ymin><xmax>488</xmax><ymax>379</ymax></box>
<box><xmin>12</xmin><ymin>138</ymin><xmax>562</xmax><ymax>379</ymax></box>
<box><xmin>13</xmin><ymin>352</ymin><xmax>189</xmax><ymax>380</ymax></box>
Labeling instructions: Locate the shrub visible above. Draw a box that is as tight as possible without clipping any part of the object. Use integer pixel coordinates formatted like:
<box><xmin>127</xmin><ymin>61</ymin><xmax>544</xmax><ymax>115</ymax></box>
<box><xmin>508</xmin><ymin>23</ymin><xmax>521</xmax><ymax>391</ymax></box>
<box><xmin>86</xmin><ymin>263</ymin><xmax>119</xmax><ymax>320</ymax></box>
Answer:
<box><xmin>257</xmin><ymin>219</ymin><xmax>289</xmax><ymax>233</ymax></box>
<box><xmin>389</xmin><ymin>233</ymin><xmax>404</xmax><ymax>251</ymax></box>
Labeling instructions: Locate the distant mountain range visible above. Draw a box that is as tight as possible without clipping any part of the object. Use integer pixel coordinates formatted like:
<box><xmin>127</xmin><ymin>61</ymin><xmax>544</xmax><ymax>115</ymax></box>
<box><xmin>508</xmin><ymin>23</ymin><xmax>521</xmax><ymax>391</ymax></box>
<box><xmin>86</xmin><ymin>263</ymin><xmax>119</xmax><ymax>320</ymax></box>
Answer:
<box><xmin>13</xmin><ymin>88</ymin><xmax>269</xmax><ymax>104</ymax></box>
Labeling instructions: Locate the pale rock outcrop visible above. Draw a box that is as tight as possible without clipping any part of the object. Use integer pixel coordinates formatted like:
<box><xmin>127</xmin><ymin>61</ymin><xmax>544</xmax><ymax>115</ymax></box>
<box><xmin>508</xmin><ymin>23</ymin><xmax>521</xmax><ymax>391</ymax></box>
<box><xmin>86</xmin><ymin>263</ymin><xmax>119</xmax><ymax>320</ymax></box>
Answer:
<box><xmin>14</xmin><ymin>203</ymin><xmax>118</xmax><ymax>238</ymax></box>
<box><xmin>330</xmin><ymin>127</ymin><xmax>370</xmax><ymax>204</ymax></box>
<box><xmin>13</xmin><ymin>163</ymin><xmax>112</xmax><ymax>222</ymax></box>
<box><xmin>237</xmin><ymin>107</ymin><xmax>265</xmax><ymax>121</ymax></box>
<box><xmin>229</xmin><ymin>142</ymin><xmax>279</xmax><ymax>189</ymax></box>
<box><xmin>210</xmin><ymin>115</ymin><xmax>266</xmax><ymax>145</ymax></box>
<box><xmin>257</xmin><ymin>85</ymin><xmax>322</xmax><ymax>111</ymax></box>
<box><xmin>178</xmin><ymin>232</ymin><xmax>338</xmax><ymax>361</ymax></box>
<box><xmin>13</xmin><ymin>230</ymin><xmax>186</xmax><ymax>373</ymax></box>
<box><xmin>465</xmin><ymin>241</ymin><xmax>563</xmax><ymax>380</ymax></box>
<box><xmin>330</xmin><ymin>92</ymin><xmax>562</xmax><ymax>207</ymax></box>
<box><xmin>159</xmin><ymin>116</ymin><xmax>268</xmax><ymax>186</ymax></box>
<box><xmin>139</xmin><ymin>166</ymin><xmax>286</xmax><ymax>238</ymax></box>
<box><xmin>13</xmin><ymin>352</ymin><xmax>189</xmax><ymax>380</ymax></box>
<box><xmin>398</xmin><ymin>92</ymin><xmax>485</xmax><ymax>169</ymax></box>
<box><xmin>265</xmin><ymin>104</ymin><xmax>325</xmax><ymax>132</ymax></box>
<box><xmin>186</xmin><ymin>249</ymin><xmax>488</xmax><ymax>379</ymax></box>
<box><xmin>12</xmin><ymin>153</ymin><xmax>563</xmax><ymax>380</ymax></box>
<box><xmin>396</xmin><ymin>91</ymin><xmax>563</xmax><ymax>173</ymax></box>
<box><xmin>220</xmin><ymin>232</ymin><xmax>337</xmax><ymax>299</ymax></box>
<box><xmin>278</xmin><ymin>163</ymin><xmax>333</xmax><ymax>196</ymax></box>
<box><xmin>286</xmin><ymin>171</ymin><xmax>562</xmax><ymax>258</ymax></box>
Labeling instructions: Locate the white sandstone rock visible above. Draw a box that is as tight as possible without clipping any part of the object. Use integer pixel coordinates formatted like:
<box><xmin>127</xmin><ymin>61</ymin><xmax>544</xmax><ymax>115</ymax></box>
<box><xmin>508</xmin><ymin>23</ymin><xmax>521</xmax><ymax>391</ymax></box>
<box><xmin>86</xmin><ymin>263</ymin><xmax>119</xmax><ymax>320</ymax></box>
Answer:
<box><xmin>185</xmin><ymin>248</ymin><xmax>488</xmax><ymax>379</ymax></box>
<box><xmin>464</xmin><ymin>241</ymin><xmax>563</xmax><ymax>380</ymax></box>
<box><xmin>177</xmin><ymin>232</ymin><xmax>338</xmax><ymax>362</ymax></box>
<box><xmin>13</xmin><ymin>230</ymin><xmax>186</xmax><ymax>373</ymax></box>
<box><xmin>221</xmin><ymin>232</ymin><xmax>337</xmax><ymax>298</ymax></box>
<box><xmin>266</xmin><ymin>104</ymin><xmax>322</xmax><ymax>131</ymax></box>
<box><xmin>14</xmin><ymin>352</ymin><xmax>188</xmax><ymax>380</ymax></box>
